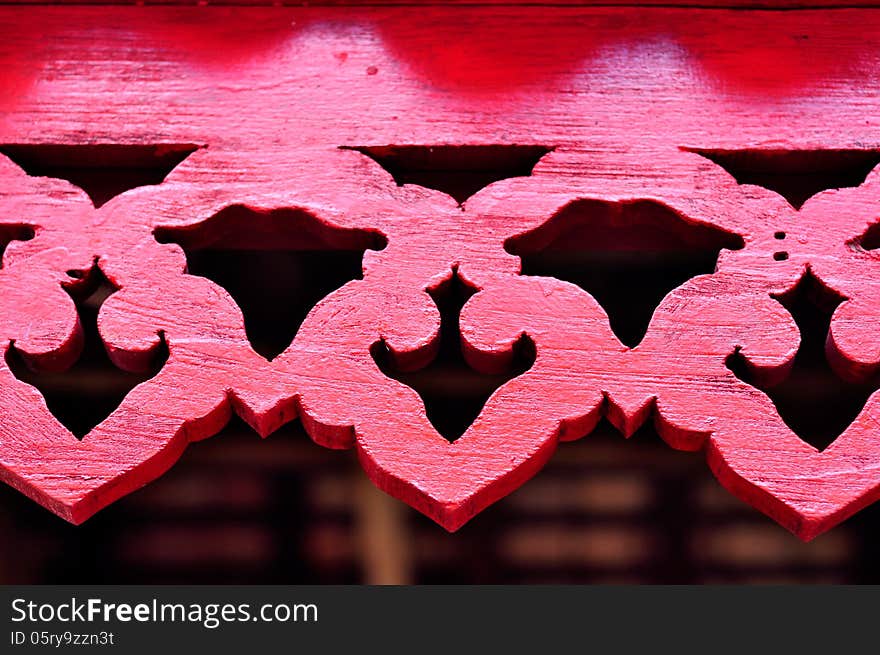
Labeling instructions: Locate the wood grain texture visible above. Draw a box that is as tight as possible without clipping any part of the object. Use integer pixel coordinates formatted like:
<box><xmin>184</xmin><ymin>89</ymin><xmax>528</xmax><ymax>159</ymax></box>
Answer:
<box><xmin>1</xmin><ymin>5</ymin><xmax>880</xmax><ymax>539</ymax></box>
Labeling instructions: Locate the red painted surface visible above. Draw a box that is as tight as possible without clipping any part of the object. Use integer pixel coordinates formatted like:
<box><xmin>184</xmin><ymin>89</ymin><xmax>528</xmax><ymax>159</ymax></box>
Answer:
<box><xmin>1</xmin><ymin>6</ymin><xmax>880</xmax><ymax>540</ymax></box>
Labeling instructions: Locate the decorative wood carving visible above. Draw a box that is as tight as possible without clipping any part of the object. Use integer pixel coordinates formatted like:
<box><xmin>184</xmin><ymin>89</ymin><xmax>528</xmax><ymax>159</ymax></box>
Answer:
<box><xmin>2</xmin><ymin>5</ymin><xmax>880</xmax><ymax>541</ymax></box>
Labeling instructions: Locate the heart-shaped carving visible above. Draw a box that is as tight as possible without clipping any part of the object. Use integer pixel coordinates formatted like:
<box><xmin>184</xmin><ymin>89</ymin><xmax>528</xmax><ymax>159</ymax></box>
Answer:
<box><xmin>371</xmin><ymin>271</ymin><xmax>535</xmax><ymax>442</ymax></box>
<box><xmin>262</xmin><ymin>271</ymin><xmax>618</xmax><ymax>531</ymax></box>
<box><xmin>0</xmin><ymin>248</ymin><xmax>261</xmax><ymax>523</ymax></box>
<box><xmin>0</xmin><ymin>155</ymin><xmax>274</xmax><ymax>523</ymax></box>
<box><xmin>636</xmin><ymin>271</ymin><xmax>880</xmax><ymax>542</ymax></box>
<box><xmin>726</xmin><ymin>270</ymin><xmax>880</xmax><ymax>452</ymax></box>
<box><xmin>6</xmin><ymin>265</ymin><xmax>169</xmax><ymax>439</ymax></box>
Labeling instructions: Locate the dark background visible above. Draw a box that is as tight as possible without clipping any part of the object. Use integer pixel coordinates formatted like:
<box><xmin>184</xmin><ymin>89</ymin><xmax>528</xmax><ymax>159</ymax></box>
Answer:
<box><xmin>3</xmin><ymin>418</ymin><xmax>879</xmax><ymax>584</ymax></box>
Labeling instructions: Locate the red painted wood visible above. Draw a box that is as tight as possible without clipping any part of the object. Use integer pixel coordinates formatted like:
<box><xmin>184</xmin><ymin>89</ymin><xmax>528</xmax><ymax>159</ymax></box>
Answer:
<box><xmin>1</xmin><ymin>6</ymin><xmax>880</xmax><ymax>540</ymax></box>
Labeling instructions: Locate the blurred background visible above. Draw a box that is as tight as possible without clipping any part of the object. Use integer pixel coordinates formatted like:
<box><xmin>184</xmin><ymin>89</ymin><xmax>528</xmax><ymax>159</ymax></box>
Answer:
<box><xmin>2</xmin><ymin>418</ymin><xmax>879</xmax><ymax>584</ymax></box>
<box><xmin>1</xmin><ymin>144</ymin><xmax>878</xmax><ymax>584</ymax></box>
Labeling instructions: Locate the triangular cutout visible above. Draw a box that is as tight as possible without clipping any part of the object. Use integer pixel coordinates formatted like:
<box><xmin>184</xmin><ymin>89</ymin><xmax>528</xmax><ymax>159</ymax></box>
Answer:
<box><xmin>0</xmin><ymin>144</ymin><xmax>200</xmax><ymax>207</ymax></box>
<box><xmin>6</xmin><ymin>266</ymin><xmax>168</xmax><ymax>439</ymax></box>
<box><xmin>342</xmin><ymin>145</ymin><xmax>552</xmax><ymax>204</ymax></box>
<box><xmin>154</xmin><ymin>205</ymin><xmax>386</xmax><ymax>361</ymax></box>
<box><xmin>688</xmin><ymin>148</ymin><xmax>880</xmax><ymax>210</ymax></box>
<box><xmin>506</xmin><ymin>199</ymin><xmax>744</xmax><ymax>348</ymax></box>
<box><xmin>372</xmin><ymin>271</ymin><xmax>535</xmax><ymax>442</ymax></box>
<box><xmin>726</xmin><ymin>271</ymin><xmax>880</xmax><ymax>451</ymax></box>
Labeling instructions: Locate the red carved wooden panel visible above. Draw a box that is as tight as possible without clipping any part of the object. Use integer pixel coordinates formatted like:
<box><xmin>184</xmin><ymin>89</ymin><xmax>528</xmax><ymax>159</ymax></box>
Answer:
<box><xmin>2</xmin><ymin>5</ymin><xmax>880</xmax><ymax>543</ymax></box>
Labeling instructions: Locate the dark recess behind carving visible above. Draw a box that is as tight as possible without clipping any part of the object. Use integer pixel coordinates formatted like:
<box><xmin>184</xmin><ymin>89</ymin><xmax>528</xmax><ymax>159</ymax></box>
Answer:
<box><xmin>0</xmin><ymin>144</ymin><xmax>199</xmax><ymax>207</ymax></box>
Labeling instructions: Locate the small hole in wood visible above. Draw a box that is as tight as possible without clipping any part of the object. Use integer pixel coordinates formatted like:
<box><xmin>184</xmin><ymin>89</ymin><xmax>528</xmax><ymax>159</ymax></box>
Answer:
<box><xmin>687</xmin><ymin>148</ymin><xmax>880</xmax><ymax>210</ymax></box>
<box><xmin>0</xmin><ymin>144</ymin><xmax>200</xmax><ymax>208</ymax></box>
<box><xmin>372</xmin><ymin>271</ymin><xmax>535</xmax><ymax>443</ymax></box>
<box><xmin>341</xmin><ymin>145</ymin><xmax>553</xmax><ymax>204</ymax></box>
<box><xmin>154</xmin><ymin>206</ymin><xmax>386</xmax><ymax>361</ymax></box>
<box><xmin>774</xmin><ymin>251</ymin><xmax>789</xmax><ymax>261</ymax></box>
<box><xmin>726</xmin><ymin>271</ymin><xmax>880</xmax><ymax>451</ymax></box>
<box><xmin>5</xmin><ymin>265</ymin><xmax>169</xmax><ymax>439</ymax></box>
<box><xmin>505</xmin><ymin>199</ymin><xmax>744</xmax><ymax>349</ymax></box>
<box><xmin>774</xmin><ymin>231</ymin><xmax>786</xmax><ymax>240</ymax></box>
